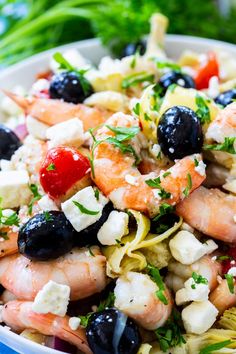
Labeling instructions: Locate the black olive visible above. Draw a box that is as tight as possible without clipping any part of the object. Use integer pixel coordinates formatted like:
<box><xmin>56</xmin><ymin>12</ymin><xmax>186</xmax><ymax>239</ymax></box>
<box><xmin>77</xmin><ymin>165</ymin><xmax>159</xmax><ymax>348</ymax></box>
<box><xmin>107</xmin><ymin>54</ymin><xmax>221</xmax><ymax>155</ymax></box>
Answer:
<box><xmin>73</xmin><ymin>202</ymin><xmax>113</xmax><ymax>247</ymax></box>
<box><xmin>86</xmin><ymin>308</ymin><xmax>141</xmax><ymax>354</ymax></box>
<box><xmin>159</xmin><ymin>71</ymin><xmax>195</xmax><ymax>95</ymax></box>
<box><xmin>18</xmin><ymin>211</ymin><xmax>75</xmax><ymax>261</ymax></box>
<box><xmin>121</xmin><ymin>40</ymin><xmax>146</xmax><ymax>58</ymax></box>
<box><xmin>49</xmin><ymin>71</ymin><xmax>93</xmax><ymax>104</ymax></box>
<box><xmin>157</xmin><ymin>105</ymin><xmax>203</xmax><ymax>160</ymax></box>
<box><xmin>0</xmin><ymin>124</ymin><xmax>21</xmax><ymax>160</ymax></box>
<box><xmin>151</xmin><ymin>213</ymin><xmax>180</xmax><ymax>234</ymax></box>
<box><xmin>215</xmin><ymin>89</ymin><xmax>236</xmax><ymax>107</ymax></box>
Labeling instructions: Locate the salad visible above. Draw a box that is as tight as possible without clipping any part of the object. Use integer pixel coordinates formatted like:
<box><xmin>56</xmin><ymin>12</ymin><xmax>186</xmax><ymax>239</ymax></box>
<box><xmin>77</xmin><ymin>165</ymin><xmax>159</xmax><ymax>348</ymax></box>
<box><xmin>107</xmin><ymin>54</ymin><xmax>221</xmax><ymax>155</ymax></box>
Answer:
<box><xmin>0</xmin><ymin>12</ymin><xmax>236</xmax><ymax>354</ymax></box>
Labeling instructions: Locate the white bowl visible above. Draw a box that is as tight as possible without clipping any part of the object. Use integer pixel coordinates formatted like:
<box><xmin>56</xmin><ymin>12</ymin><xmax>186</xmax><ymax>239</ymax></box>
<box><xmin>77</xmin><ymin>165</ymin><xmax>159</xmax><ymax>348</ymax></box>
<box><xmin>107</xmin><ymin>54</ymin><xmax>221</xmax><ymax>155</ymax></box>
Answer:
<box><xmin>0</xmin><ymin>35</ymin><xmax>235</xmax><ymax>354</ymax></box>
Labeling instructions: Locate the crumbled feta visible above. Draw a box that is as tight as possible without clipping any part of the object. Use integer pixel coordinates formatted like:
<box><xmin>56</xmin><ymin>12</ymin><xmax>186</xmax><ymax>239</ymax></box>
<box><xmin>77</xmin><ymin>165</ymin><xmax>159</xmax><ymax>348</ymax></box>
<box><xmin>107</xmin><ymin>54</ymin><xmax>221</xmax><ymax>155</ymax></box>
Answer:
<box><xmin>97</xmin><ymin>210</ymin><xmax>129</xmax><ymax>245</ymax></box>
<box><xmin>46</xmin><ymin>118</ymin><xmax>85</xmax><ymax>148</ymax></box>
<box><xmin>194</xmin><ymin>160</ymin><xmax>206</xmax><ymax>177</ymax></box>
<box><xmin>169</xmin><ymin>231</ymin><xmax>206</xmax><ymax>265</ymax></box>
<box><xmin>0</xmin><ymin>170</ymin><xmax>31</xmax><ymax>208</ymax></box>
<box><xmin>181</xmin><ymin>222</ymin><xmax>194</xmax><ymax>233</ymax></box>
<box><xmin>26</xmin><ymin>115</ymin><xmax>49</xmax><ymax>140</ymax></box>
<box><xmin>152</xmin><ymin>189</ymin><xmax>162</xmax><ymax>200</ymax></box>
<box><xmin>150</xmin><ymin>144</ymin><xmax>161</xmax><ymax>158</ymax></box>
<box><xmin>228</xmin><ymin>267</ymin><xmax>236</xmax><ymax>277</ymax></box>
<box><xmin>0</xmin><ymin>160</ymin><xmax>13</xmax><ymax>171</ymax></box>
<box><xmin>61</xmin><ymin>186</ymin><xmax>108</xmax><ymax>232</ymax></box>
<box><xmin>176</xmin><ymin>278</ymin><xmax>209</xmax><ymax>306</ymax></box>
<box><xmin>169</xmin><ymin>147</ymin><xmax>174</xmax><ymax>154</ymax></box>
<box><xmin>125</xmin><ymin>174</ymin><xmax>139</xmax><ymax>186</ymax></box>
<box><xmin>203</xmin><ymin>239</ymin><xmax>218</xmax><ymax>254</ymax></box>
<box><xmin>68</xmin><ymin>317</ymin><xmax>81</xmax><ymax>331</ymax></box>
<box><xmin>207</xmin><ymin>76</ymin><xmax>220</xmax><ymax>99</ymax></box>
<box><xmin>182</xmin><ymin>301</ymin><xmax>218</xmax><ymax>334</ymax></box>
<box><xmin>38</xmin><ymin>195</ymin><xmax>59</xmax><ymax>212</ymax></box>
<box><xmin>32</xmin><ymin>280</ymin><xmax>70</xmax><ymax>316</ymax></box>
<box><xmin>30</xmin><ymin>79</ymin><xmax>50</xmax><ymax>95</ymax></box>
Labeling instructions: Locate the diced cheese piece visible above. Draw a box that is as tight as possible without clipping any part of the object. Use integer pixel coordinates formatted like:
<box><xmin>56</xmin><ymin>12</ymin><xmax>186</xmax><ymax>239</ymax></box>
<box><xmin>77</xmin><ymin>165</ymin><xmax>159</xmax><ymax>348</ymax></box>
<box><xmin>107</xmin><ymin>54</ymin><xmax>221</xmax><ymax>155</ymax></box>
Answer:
<box><xmin>84</xmin><ymin>91</ymin><xmax>129</xmax><ymax>112</ymax></box>
<box><xmin>194</xmin><ymin>160</ymin><xmax>206</xmax><ymax>177</ymax></box>
<box><xmin>32</xmin><ymin>280</ymin><xmax>70</xmax><ymax>317</ymax></box>
<box><xmin>0</xmin><ymin>159</ymin><xmax>13</xmax><ymax>171</ymax></box>
<box><xmin>223</xmin><ymin>179</ymin><xmax>236</xmax><ymax>194</ymax></box>
<box><xmin>38</xmin><ymin>195</ymin><xmax>59</xmax><ymax>211</ymax></box>
<box><xmin>68</xmin><ymin>317</ymin><xmax>81</xmax><ymax>331</ymax></box>
<box><xmin>0</xmin><ymin>170</ymin><xmax>31</xmax><ymax>208</ymax></box>
<box><xmin>26</xmin><ymin>115</ymin><xmax>49</xmax><ymax>140</ymax></box>
<box><xmin>30</xmin><ymin>79</ymin><xmax>50</xmax><ymax>95</ymax></box>
<box><xmin>169</xmin><ymin>231</ymin><xmax>206</xmax><ymax>265</ymax></box>
<box><xmin>97</xmin><ymin>210</ymin><xmax>129</xmax><ymax>245</ymax></box>
<box><xmin>176</xmin><ymin>278</ymin><xmax>209</xmax><ymax>306</ymax></box>
<box><xmin>182</xmin><ymin>301</ymin><xmax>218</xmax><ymax>334</ymax></box>
<box><xmin>46</xmin><ymin>118</ymin><xmax>85</xmax><ymax>148</ymax></box>
<box><xmin>203</xmin><ymin>239</ymin><xmax>218</xmax><ymax>254</ymax></box>
<box><xmin>61</xmin><ymin>186</ymin><xmax>108</xmax><ymax>232</ymax></box>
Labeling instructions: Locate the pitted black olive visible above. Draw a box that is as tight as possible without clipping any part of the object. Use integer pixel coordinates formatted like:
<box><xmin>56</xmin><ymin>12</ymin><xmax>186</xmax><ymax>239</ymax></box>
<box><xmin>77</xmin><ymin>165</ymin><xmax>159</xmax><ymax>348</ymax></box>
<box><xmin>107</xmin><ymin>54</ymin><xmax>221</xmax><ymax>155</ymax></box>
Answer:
<box><xmin>0</xmin><ymin>124</ymin><xmax>21</xmax><ymax>160</ymax></box>
<box><xmin>159</xmin><ymin>71</ymin><xmax>195</xmax><ymax>95</ymax></box>
<box><xmin>86</xmin><ymin>308</ymin><xmax>141</xmax><ymax>354</ymax></box>
<box><xmin>157</xmin><ymin>105</ymin><xmax>203</xmax><ymax>160</ymax></box>
<box><xmin>121</xmin><ymin>40</ymin><xmax>146</xmax><ymax>58</ymax></box>
<box><xmin>18</xmin><ymin>211</ymin><xmax>75</xmax><ymax>261</ymax></box>
<box><xmin>73</xmin><ymin>202</ymin><xmax>113</xmax><ymax>247</ymax></box>
<box><xmin>215</xmin><ymin>89</ymin><xmax>236</xmax><ymax>107</ymax></box>
<box><xmin>49</xmin><ymin>71</ymin><xmax>93</xmax><ymax>104</ymax></box>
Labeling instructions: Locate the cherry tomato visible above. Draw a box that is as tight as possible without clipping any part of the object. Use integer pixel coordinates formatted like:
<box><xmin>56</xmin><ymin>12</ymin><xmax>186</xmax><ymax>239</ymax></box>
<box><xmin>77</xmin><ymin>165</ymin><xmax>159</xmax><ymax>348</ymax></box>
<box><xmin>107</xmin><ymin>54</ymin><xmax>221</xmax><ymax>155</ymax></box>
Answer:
<box><xmin>40</xmin><ymin>146</ymin><xmax>90</xmax><ymax>199</ymax></box>
<box><xmin>221</xmin><ymin>247</ymin><xmax>236</xmax><ymax>275</ymax></box>
<box><xmin>194</xmin><ymin>52</ymin><xmax>219</xmax><ymax>90</ymax></box>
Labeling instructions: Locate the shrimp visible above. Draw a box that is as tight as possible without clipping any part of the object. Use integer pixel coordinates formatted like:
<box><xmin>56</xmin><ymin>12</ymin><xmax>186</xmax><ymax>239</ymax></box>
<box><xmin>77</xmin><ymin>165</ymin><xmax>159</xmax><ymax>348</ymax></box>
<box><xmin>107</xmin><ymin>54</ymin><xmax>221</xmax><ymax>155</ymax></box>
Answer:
<box><xmin>0</xmin><ymin>247</ymin><xmax>107</xmax><ymax>301</ymax></box>
<box><xmin>0</xmin><ymin>229</ymin><xmax>18</xmax><ymax>258</ymax></box>
<box><xmin>114</xmin><ymin>271</ymin><xmax>172</xmax><ymax>330</ymax></box>
<box><xmin>92</xmin><ymin>113</ymin><xmax>205</xmax><ymax>217</ymax></box>
<box><xmin>1</xmin><ymin>301</ymin><xmax>92</xmax><ymax>354</ymax></box>
<box><xmin>206</xmin><ymin>102</ymin><xmax>236</xmax><ymax>143</ymax></box>
<box><xmin>176</xmin><ymin>186</ymin><xmax>236</xmax><ymax>243</ymax></box>
<box><xmin>4</xmin><ymin>91</ymin><xmax>109</xmax><ymax>131</ymax></box>
<box><xmin>168</xmin><ymin>255</ymin><xmax>222</xmax><ymax>291</ymax></box>
<box><xmin>209</xmin><ymin>279</ymin><xmax>236</xmax><ymax>314</ymax></box>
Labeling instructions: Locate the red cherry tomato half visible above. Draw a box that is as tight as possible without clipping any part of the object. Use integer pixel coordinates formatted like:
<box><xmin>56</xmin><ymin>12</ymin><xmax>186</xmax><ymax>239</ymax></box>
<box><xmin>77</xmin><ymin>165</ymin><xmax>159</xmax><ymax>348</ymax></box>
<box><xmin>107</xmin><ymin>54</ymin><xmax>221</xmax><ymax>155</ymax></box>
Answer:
<box><xmin>221</xmin><ymin>247</ymin><xmax>236</xmax><ymax>275</ymax></box>
<box><xmin>40</xmin><ymin>146</ymin><xmax>90</xmax><ymax>199</ymax></box>
<box><xmin>194</xmin><ymin>52</ymin><xmax>219</xmax><ymax>90</ymax></box>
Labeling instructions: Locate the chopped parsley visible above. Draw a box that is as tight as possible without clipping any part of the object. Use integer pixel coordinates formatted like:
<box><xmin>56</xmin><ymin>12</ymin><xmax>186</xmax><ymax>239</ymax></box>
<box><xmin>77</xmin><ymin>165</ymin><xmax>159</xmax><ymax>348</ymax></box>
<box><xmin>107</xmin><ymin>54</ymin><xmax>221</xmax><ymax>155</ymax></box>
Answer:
<box><xmin>155</xmin><ymin>60</ymin><xmax>181</xmax><ymax>72</ymax></box>
<box><xmin>195</xmin><ymin>94</ymin><xmax>211</xmax><ymax>124</ymax></box>
<box><xmin>168</xmin><ymin>83</ymin><xmax>177</xmax><ymax>93</ymax></box>
<box><xmin>225</xmin><ymin>273</ymin><xmax>234</xmax><ymax>294</ymax></box>
<box><xmin>191</xmin><ymin>272</ymin><xmax>208</xmax><ymax>289</ymax></box>
<box><xmin>122</xmin><ymin>72</ymin><xmax>155</xmax><ymax>89</ymax></box>
<box><xmin>43</xmin><ymin>211</ymin><xmax>52</xmax><ymax>222</ymax></box>
<box><xmin>153</xmin><ymin>203</ymin><xmax>175</xmax><ymax>222</ymax></box>
<box><xmin>199</xmin><ymin>340</ymin><xmax>233</xmax><ymax>354</ymax></box>
<box><xmin>46</xmin><ymin>163</ymin><xmax>56</xmax><ymax>171</ymax></box>
<box><xmin>106</xmin><ymin>125</ymin><xmax>140</xmax><ymax>141</ymax></box>
<box><xmin>53</xmin><ymin>52</ymin><xmax>91</xmax><ymax>95</ymax></box>
<box><xmin>183</xmin><ymin>173</ymin><xmax>192</xmax><ymax>197</ymax></box>
<box><xmin>133</xmin><ymin>102</ymin><xmax>140</xmax><ymax>115</ymax></box>
<box><xmin>163</xmin><ymin>171</ymin><xmax>171</xmax><ymax>178</ymax></box>
<box><xmin>94</xmin><ymin>188</ymin><xmax>100</xmax><ymax>201</ymax></box>
<box><xmin>28</xmin><ymin>184</ymin><xmax>42</xmax><ymax>215</ymax></box>
<box><xmin>216</xmin><ymin>255</ymin><xmax>232</xmax><ymax>262</ymax></box>
<box><xmin>145</xmin><ymin>177</ymin><xmax>171</xmax><ymax>200</ymax></box>
<box><xmin>0</xmin><ymin>231</ymin><xmax>9</xmax><ymax>240</ymax></box>
<box><xmin>155</xmin><ymin>309</ymin><xmax>186</xmax><ymax>351</ymax></box>
<box><xmin>147</xmin><ymin>264</ymin><xmax>168</xmax><ymax>305</ymax></box>
<box><xmin>115</xmin><ymin>239</ymin><xmax>125</xmax><ymax>246</ymax></box>
<box><xmin>73</xmin><ymin>201</ymin><xmax>99</xmax><ymax>215</ymax></box>
<box><xmin>144</xmin><ymin>113</ymin><xmax>152</xmax><ymax>121</ymax></box>
<box><xmin>88</xmin><ymin>246</ymin><xmax>95</xmax><ymax>257</ymax></box>
<box><xmin>155</xmin><ymin>223</ymin><xmax>169</xmax><ymax>234</ymax></box>
<box><xmin>194</xmin><ymin>158</ymin><xmax>199</xmax><ymax>167</ymax></box>
<box><xmin>130</xmin><ymin>47</ymin><xmax>141</xmax><ymax>69</ymax></box>
<box><xmin>0</xmin><ymin>208</ymin><xmax>19</xmax><ymax>227</ymax></box>
<box><xmin>204</xmin><ymin>137</ymin><xmax>236</xmax><ymax>154</ymax></box>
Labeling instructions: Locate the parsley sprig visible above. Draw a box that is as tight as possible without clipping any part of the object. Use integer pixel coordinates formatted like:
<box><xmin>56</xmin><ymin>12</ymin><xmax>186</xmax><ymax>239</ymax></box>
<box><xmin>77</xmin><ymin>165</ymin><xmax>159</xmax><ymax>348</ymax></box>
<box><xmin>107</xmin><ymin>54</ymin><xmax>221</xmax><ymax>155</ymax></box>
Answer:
<box><xmin>183</xmin><ymin>173</ymin><xmax>192</xmax><ymax>197</ymax></box>
<box><xmin>28</xmin><ymin>184</ymin><xmax>42</xmax><ymax>215</ymax></box>
<box><xmin>155</xmin><ymin>60</ymin><xmax>181</xmax><ymax>72</ymax></box>
<box><xmin>204</xmin><ymin>137</ymin><xmax>236</xmax><ymax>154</ymax></box>
<box><xmin>53</xmin><ymin>52</ymin><xmax>91</xmax><ymax>96</ymax></box>
<box><xmin>225</xmin><ymin>273</ymin><xmax>234</xmax><ymax>294</ymax></box>
<box><xmin>73</xmin><ymin>201</ymin><xmax>99</xmax><ymax>215</ymax></box>
<box><xmin>147</xmin><ymin>264</ymin><xmax>168</xmax><ymax>305</ymax></box>
<box><xmin>145</xmin><ymin>176</ymin><xmax>171</xmax><ymax>200</ymax></box>
<box><xmin>153</xmin><ymin>203</ymin><xmax>175</xmax><ymax>222</ymax></box>
<box><xmin>0</xmin><ymin>202</ymin><xmax>19</xmax><ymax>227</ymax></box>
<box><xmin>122</xmin><ymin>72</ymin><xmax>155</xmax><ymax>89</ymax></box>
<box><xmin>155</xmin><ymin>309</ymin><xmax>186</xmax><ymax>351</ymax></box>
<box><xmin>195</xmin><ymin>94</ymin><xmax>211</xmax><ymax>124</ymax></box>
<box><xmin>199</xmin><ymin>340</ymin><xmax>234</xmax><ymax>354</ymax></box>
<box><xmin>46</xmin><ymin>163</ymin><xmax>56</xmax><ymax>171</ymax></box>
<box><xmin>191</xmin><ymin>272</ymin><xmax>208</xmax><ymax>289</ymax></box>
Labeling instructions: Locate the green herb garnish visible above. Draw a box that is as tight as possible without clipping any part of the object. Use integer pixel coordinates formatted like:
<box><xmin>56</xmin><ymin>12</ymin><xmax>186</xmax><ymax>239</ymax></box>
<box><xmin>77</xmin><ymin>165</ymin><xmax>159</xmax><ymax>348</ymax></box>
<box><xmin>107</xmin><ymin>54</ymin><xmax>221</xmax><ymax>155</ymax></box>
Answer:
<box><xmin>155</xmin><ymin>60</ymin><xmax>181</xmax><ymax>72</ymax></box>
<box><xmin>163</xmin><ymin>171</ymin><xmax>171</xmax><ymax>178</ymax></box>
<box><xmin>225</xmin><ymin>274</ymin><xmax>235</xmax><ymax>294</ymax></box>
<box><xmin>73</xmin><ymin>201</ymin><xmax>99</xmax><ymax>215</ymax></box>
<box><xmin>106</xmin><ymin>125</ymin><xmax>140</xmax><ymax>141</ymax></box>
<box><xmin>0</xmin><ymin>231</ymin><xmax>9</xmax><ymax>240</ymax></box>
<box><xmin>43</xmin><ymin>211</ymin><xmax>53</xmax><ymax>222</ymax></box>
<box><xmin>88</xmin><ymin>246</ymin><xmax>95</xmax><ymax>257</ymax></box>
<box><xmin>191</xmin><ymin>272</ymin><xmax>208</xmax><ymax>289</ymax></box>
<box><xmin>216</xmin><ymin>255</ymin><xmax>233</xmax><ymax>262</ymax></box>
<box><xmin>133</xmin><ymin>102</ymin><xmax>140</xmax><ymax>115</ymax></box>
<box><xmin>145</xmin><ymin>177</ymin><xmax>171</xmax><ymax>200</ymax></box>
<box><xmin>199</xmin><ymin>340</ymin><xmax>234</xmax><ymax>354</ymax></box>
<box><xmin>194</xmin><ymin>158</ymin><xmax>199</xmax><ymax>167</ymax></box>
<box><xmin>28</xmin><ymin>184</ymin><xmax>42</xmax><ymax>215</ymax></box>
<box><xmin>204</xmin><ymin>137</ymin><xmax>236</xmax><ymax>154</ymax></box>
<box><xmin>195</xmin><ymin>94</ymin><xmax>211</xmax><ymax>124</ymax></box>
<box><xmin>94</xmin><ymin>188</ymin><xmax>100</xmax><ymax>201</ymax></box>
<box><xmin>168</xmin><ymin>83</ymin><xmax>177</xmax><ymax>93</ymax></box>
<box><xmin>183</xmin><ymin>173</ymin><xmax>192</xmax><ymax>197</ymax></box>
<box><xmin>0</xmin><ymin>209</ymin><xmax>19</xmax><ymax>227</ymax></box>
<box><xmin>147</xmin><ymin>264</ymin><xmax>168</xmax><ymax>305</ymax></box>
<box><xmin>46</xmin><ymin>163</ymin><xmax>56</xmax><ymax>171</ymax></box>
<box><xmin>122</xmin><ymin>72</ymin><xmax>155</xmax><ymax>89</ymax></box>
<box><xmin>153</xmin><ymin>203</ymin><xmax>175</xmax><ymax>222</ymax></box>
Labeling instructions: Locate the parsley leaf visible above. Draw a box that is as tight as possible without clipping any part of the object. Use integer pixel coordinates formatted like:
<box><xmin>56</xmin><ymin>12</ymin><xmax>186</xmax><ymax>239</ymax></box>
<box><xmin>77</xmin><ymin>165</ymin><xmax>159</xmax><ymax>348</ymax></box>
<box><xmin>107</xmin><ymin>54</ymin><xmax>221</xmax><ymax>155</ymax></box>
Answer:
<box><xmin>46</xmin><ymin>163</ymin><xmax>56</xmax><ymax>171</ymax></box>
<box><xmin>122</xmin><ymin>72</ymin><xmax>155</xmax><ymax>89</ymax></box>
<box><xmin>183</xmin><ymin>173</ymin><xmax>192</xmax><ymax>197</ymax></box>
<box><xmin>204</xmin><ymin>137</ymin><xmax>236</xmax><ymax>154</ymax></box>
<box><xmin>53</xmin><ymin>52</ymin><xmax>91</xmax><ymax>95</ymax></box>
<box><xmin>106</xmin><ymin>125</ymin><xmax>140</xmax><ymax>142</ymax></box>
<box><xmin>225</xmin><ymin>274</ymin><xmax>234</xmax><ymax>294</ymax></box>
<box><xmin>199</xmin><ymin>340</ymin><xmax>233</xmax><ymax>354</ymax></box>
<box><xmin>28</xmin><ymin>184</ymin><xmax>42</xmax><ymax>215</ymax></box>
<box><xmin>153</xmin><ymin>203</ymin><xmax>175</xmax><ymax>222</ymax></box>
<box><xmin>155</xmin><ymin>60</ymin><xmax>181</xmax><ymax>72</ymax></box>
<box><xmin>195</xmin><ymin>94</ymin><xmax>211</xmax><ymax>124</ymax></box>
<box><xmin>0</xmin><ymin>208</ymin><xmax>20</xmax><ymax>227</ymax></box>
<box><xmin>216</xmin><ymin>255</ymin><xmax>232</xmax><ymax>262</ymax></box>
<box><xmin>145</xmin><ymin>177</ymin><xmax>171</xmax><ymax>200</ymax></box>
<box><xmin>133</xmin><ymin>102</ymin><xmax>140</xmax><ymax>115</ymax></box>
<box><xmin>0</xmin><ymin>231</ymin><xmax>9</xmax><ymax>240</ymax></box>
<box><xmin>43</xmin><ymin>211</ymin><xmax>53</xmax><ymax>222</ymax></box>
<box><xmin>194</xmin><ymin>158</ymin><xmax>199</xmax><ymax>167</ymax></box>
<box><xmin>147</xmin><ymin>264</ymin><xmax>168</xmax><ymax>305</ymax></box>
<box><xmin>191</xmin><ymin>272</ymin><xmax>208</xmax><ymax>289</ymax></box>
<box><xmin>73</xmin><ymin>201</ymin><xmax>99</xmax><ymax>215</ymax></box>
<box><xmin>94</xmin><ymin>188</ymin><xmax>100</xmax><ymax>201</ymax></box>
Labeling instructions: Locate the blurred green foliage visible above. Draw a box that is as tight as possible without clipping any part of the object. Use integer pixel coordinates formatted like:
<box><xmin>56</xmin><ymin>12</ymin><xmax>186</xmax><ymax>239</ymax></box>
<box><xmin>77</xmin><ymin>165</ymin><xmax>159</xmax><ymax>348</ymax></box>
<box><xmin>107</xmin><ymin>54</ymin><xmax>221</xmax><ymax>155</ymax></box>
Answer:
<box><xmin>0</xmin><ymin>0</ymin><xmax>235</xmax><ymax>66</ymax></box>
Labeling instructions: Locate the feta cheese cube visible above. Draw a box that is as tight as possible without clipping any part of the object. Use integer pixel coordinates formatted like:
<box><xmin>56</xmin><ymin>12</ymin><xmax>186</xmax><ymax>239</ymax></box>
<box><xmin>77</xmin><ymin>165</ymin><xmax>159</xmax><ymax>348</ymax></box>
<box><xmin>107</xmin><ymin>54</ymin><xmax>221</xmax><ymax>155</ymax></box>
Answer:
<box><xmin>169</xmin><ymin>231</ymin><xmax>206</xmax><ymax>265</ymax></box>
<box><xmin>97</xmin><ymin>211</ymin><xmax>129</xmax><ymax>245</ymax></box>
<box><xmin>0</xmin><ymin>170</ymin><xmax>31</xmax><ymax>208</ymax></box>
<box><xmin>38</xmin><ymin>195</ymin><xmax>59</xmax><ymax>212</ymax></box>
<box><xmin>46</xmin><ymin>118</ymin><xmax>85</xmax><ymax>148</ymax></box>
<box><xmin>32</xmin><ymin>280</ymin><xmax>70</xmax><ymax>317</ymax></box>
<box><xmin>182</xmin><ymin>301</ymin><xmax>218</xmax><ymax>334</ymax></box>
<box><xmin>61</xmin><ymin>186</ymin><xmax>108</xmax><ymax>232</ymax></box>
<box><xmin>68</xmin><ymin>317</ymin><xmax>81</xmax><ymax>330</ymax></box>
<box><xmin>26</xmin><ymin>115</ymin><xmax>49</xmax><ymax>140</ymax></box>
<box><xmin>0</xmin><ymin>159</ymin><xmax>13</xmax><ymax>171</ymax></box>
<box><xmin>176</xmin><ymin>278</ymin><xmax>209</xmax><ymax>306</ymax></box>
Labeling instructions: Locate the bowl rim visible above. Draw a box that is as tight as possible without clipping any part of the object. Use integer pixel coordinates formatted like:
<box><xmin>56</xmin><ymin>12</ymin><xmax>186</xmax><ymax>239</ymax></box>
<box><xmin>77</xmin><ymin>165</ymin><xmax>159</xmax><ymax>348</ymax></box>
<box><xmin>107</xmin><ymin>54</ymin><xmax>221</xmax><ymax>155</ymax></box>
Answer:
<box><xmin>0</xmin><ymin>34</ymin><xmax>235</xmax><ymax>354</ymax></box>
